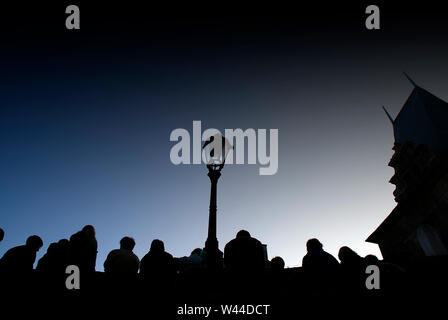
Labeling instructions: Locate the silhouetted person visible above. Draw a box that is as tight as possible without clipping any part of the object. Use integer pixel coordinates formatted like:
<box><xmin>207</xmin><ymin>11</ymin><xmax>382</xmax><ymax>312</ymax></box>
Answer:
<box><xmin>0</xmin><ymin>228</ymin><xmax>4</xmax><ymax>242</ymax></box>
<box><xmin>270</xmin><ymin>256</ymin><xmax>285</xmax><ymax>272</ymax></box>
<box><xmin>224</xmin><ymin>230</ymin><xmax>265</xmax><ymax>272</ymax></box>
<box><xmin>36</xmin><ymin>239</ymin><xmax>70</xmax><ymax>274</ymax></box>
<box><xmin>177</xmin><ymin>248</ymin><xmax>203</xmax><ymax>273</ymax></box>
<box><xmin>104</xmin><ymin>237</ymin><xmax>139</xmax><ymax>274</ymax></box>
<box><xmin>200</xmin><ymin>247</ymin><xmax>224</xmax><ymax>269</ymax></box>
<box><xmin>339</xmin><ymin>246</ymin><xmax>364</xmax><ymax>271</ymax></box>
<box><xmin>302</xmin><ymin>239</ymin><xmax>340</xmax><ymax>294</ymax></box>
<box><xmin>364</xmin><ymin>254</ymin><xmax>406</xmax><ymax>291</ymax></box>
<box><xmin>0</xmin><ymin>235</ymin><xmax>43</xmax><ymax>273</ymax></box>
<box><xmin>68</xmin><ymin>225</ymin><xmax>98</xmax><ymax>273</ymax></box>
<box><xmin>37</xmin><ymin>242</ymin><xmax>58</xmax><ymax>271</ymax></box>
<box><xmin>338</xmin><ymin>246</ymin><xmax>365</xmax><ymax>292</ymax></box>
<box><xmin>190</xmin><ymin>248</ymin><xmax>203</xmax><ymax>259</ymax></box>
<box><xmin>140</xmin><ymin>239</ymin><xmax>175</xmax><ymax>279</ymax></box>
<box><xmin>364</xmin><ymin>254</ymin><xmax>380</xmax><ymax>266</ymax></box>
<box><xmin>302</xmin><ymin>238</ymin><xmax>339</xmax><ymax>273</ymax></box>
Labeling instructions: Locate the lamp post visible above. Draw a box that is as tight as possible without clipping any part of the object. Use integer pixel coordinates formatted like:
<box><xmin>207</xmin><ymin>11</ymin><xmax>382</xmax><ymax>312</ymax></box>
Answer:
<box><xmin>202</xmin><ymin>133</ymin><xmax>232</xmax><ymax>269</ymax></box>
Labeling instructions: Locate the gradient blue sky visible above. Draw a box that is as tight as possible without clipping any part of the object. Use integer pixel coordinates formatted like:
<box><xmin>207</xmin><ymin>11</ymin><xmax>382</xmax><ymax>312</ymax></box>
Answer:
<box><xmin>1</xmin><ymin>2</ymin><xmax>448</xmax><ymax>269</ymax></box>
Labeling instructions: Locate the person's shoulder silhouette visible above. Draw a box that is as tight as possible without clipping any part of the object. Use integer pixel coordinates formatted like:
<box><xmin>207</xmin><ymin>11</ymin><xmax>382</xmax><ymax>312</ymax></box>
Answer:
<box><xmin>104</xmin><ymin>236</ymin><xmax>139</xmax><ymax>274</ymax></box>
<box><xmin>177</xmin><ymin>248</ymin><xmax>204</xmax><ymax>274</ymax></box>
<box><xmin>140</xmin><ymin>239</ymin><xmax>175</xmax><ymax>278</ymax></box>
<box><xmin>338</xmin><ymin>246</ymin><xmax>364</xmax><ymax>269</ymax></box>
<box><xmin>36</xmin><ymin>239</ymin><xmax>69</xmax><ymax>274</ymax></box>
<box><xmin>68</xmin><ymin>225</ymin><xmax>98</xmax><ymax>272</ymax></box>
<box><xmin>302</xmin><ymin>238</ymin><xmax>339</xmax><ymax>272</ymax></box>
<box><xmin>0</xmin><ymin>235</ymin><xmax>43</xmax><ymax>273</ymax></box>
<box><xmin>37</xmin><ymin>242</ymin><xmax>58</xmax><ymax>272</ymax></box>
<box><xmin>337</xmin><ymin>246</ymin><xmax>366</xmax><ymax>291</ymax></box>
<box><xmin>224</xmin><ymin>230</ymin><xmax>265</xmax><ymax>271</ymax></box>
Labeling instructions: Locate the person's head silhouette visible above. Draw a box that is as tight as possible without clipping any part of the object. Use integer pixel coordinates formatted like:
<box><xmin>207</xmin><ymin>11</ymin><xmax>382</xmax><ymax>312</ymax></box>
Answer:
<box><xmin>270</xmin><ymin>256</ymin><xmax>285</xmax><ymax>271</ymax></box>
<box><xmin>306</xmin><ymin>238</ymin><xmax>323</xmax><ymax>253</ymax></box>
<box><xmin>120</xmin><ymin>236</ymin><xmax>136</xmax><ymax>251</ymax></box>
<box><xmin>0</xmin><ymin>228</ymin><xmax>4</xmax><ymax>242</ymax></box>
<box><xmin>47</xmin><ymin>242</ymin><xmax>58</xmax><ymax>254</ymax></box>
<box><xmin>338</xmin><ymin>246</ymin><xmax>360</xmax><ymax>263</ymax></box>
<box><xmin>26</xmin><ymin>235</ymin><xmax>43</xmax><ymax>252</ymax></box>
<box><xmin>82</xmin><ymin>225</ymin><xmax>96</xmax><ymax>238</ymax></box>
<box><xmin>236</xmin><ymin>230</ymin><xmax>251</xmax><ymax>238</ymax></box>
<box><xmin>364</xmin><ymin>254</ymin><xmax>379</xmax><ymax>265</ymax></box>
<box><xmin>150</xmin><ymin>239</ymin><xmax>165</xmax><ymax>253</ymax></box>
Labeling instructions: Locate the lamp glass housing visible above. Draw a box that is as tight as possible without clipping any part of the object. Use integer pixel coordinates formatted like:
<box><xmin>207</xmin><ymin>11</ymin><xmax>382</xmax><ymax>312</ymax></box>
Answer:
<box><xmin>202</xmin><ymin>134</ymin><xmax>233</xmax><ymax>168</ymax></box>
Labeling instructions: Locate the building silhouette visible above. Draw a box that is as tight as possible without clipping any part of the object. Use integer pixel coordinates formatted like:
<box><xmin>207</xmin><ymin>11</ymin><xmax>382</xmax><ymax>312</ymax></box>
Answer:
<box><xmin>367</xmin><ymin>75</ymin><xmax>448</xmax><ymax>264</ymax></box>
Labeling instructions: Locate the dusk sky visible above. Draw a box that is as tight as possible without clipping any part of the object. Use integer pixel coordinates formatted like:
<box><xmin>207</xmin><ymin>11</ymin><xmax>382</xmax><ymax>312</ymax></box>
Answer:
<box><xmin>1</xmin><ymin>2</ymin><xmax>448</xmax><ymax>269</ymax></box>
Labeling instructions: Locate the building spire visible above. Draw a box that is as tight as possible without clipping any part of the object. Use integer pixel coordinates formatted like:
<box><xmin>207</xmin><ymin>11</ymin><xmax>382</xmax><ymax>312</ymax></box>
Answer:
<box><xmin>403</xmin><ymin>72</ymin><xmax>418</xmax><ymax>87</ymax></box>
<box><xmin>383</xmin><ymin>106</ymin><xmax>394</xmax><ymax>124</ymax></box>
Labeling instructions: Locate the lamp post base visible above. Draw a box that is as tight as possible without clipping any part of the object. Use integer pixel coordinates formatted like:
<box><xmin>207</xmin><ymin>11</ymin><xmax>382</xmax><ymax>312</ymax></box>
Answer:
<box><xmin>204</xmin><ymin>237</ymin><xmax>222</xmax><ymax>269</ymax></box>
<box><xmin>205</xmin><ymin>240</ymin><xmax>223</xmax><ymax>270</ymax></box>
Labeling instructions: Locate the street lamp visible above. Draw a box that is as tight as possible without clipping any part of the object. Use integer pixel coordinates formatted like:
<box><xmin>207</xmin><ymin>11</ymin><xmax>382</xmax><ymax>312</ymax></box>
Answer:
<box><xmin>202</xmin><ymin>133</ymin><xmax>232</xmax><ymax>269</ymax></box>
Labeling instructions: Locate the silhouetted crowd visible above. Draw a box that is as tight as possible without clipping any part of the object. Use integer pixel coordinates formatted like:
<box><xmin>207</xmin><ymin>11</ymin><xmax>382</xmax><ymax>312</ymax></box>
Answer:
<box><xmin>0</xmin><ymin>226</ymin><xmax>270</xmax><ymax>276</ymax></box>
<box><xmin>0</xmin><ymin>225</ymin><xmax>406</xmax><ymax>295</ymax></box>
<box><xmin>3</xmin><ymin>223</ymin><xmax>445</xmax><ymax>319</ymax></box>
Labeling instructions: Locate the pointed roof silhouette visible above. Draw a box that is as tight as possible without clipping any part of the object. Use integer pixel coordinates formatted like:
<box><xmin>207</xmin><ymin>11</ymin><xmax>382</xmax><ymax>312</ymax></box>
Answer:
<box><xmin>388</xmin><ymin>74</ymin><xmax>448</xmax><ymax>150</ymax></box>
